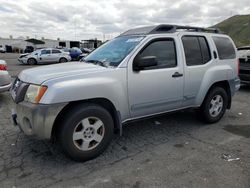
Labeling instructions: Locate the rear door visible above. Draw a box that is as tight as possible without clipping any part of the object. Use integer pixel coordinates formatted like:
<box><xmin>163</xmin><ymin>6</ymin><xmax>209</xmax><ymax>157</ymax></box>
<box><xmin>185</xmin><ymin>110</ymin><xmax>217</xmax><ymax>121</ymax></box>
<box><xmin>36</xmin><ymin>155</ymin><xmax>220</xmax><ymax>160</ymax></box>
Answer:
<box><xmin>128</xmin><ymin>36</ymin><xmax>184</xmax><ymax>118</ymax></box>
<box><xmin>180</xmin><ymin>35</ymin><xmax>213</xmax><ymax>107</ymax></box>
<box><xmin>51</xmin><ymin>49</ymin><xmax>62</xmax><ymax>62</ymax></box>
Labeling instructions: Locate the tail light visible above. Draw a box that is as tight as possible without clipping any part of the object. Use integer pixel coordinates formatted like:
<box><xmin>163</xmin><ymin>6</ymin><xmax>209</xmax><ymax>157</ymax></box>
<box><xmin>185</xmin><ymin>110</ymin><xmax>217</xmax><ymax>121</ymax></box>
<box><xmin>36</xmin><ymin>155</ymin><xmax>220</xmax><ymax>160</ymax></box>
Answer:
<box><xmin>0</xmin><ymin>64</ymin><xmax>7</xmax><ymax>71</ymax></box>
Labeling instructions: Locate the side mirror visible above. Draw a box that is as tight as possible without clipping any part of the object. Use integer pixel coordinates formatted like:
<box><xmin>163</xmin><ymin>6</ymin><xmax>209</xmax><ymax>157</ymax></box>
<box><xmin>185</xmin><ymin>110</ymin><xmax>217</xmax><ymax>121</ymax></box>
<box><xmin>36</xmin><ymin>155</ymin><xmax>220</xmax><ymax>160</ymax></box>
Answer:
<box><xmin>133</xmin><ymin>56</ymin><xmax>157</xmax><ymax>71</ymax></box>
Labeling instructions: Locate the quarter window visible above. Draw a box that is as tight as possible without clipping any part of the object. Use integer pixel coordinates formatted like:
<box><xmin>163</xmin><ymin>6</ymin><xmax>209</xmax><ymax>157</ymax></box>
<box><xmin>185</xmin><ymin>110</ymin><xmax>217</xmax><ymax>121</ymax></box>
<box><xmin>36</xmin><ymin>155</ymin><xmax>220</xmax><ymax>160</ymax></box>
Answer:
<box><xmin>212</xmin><ymin>36</ymin><xmax>236</xmax><ymax>59</ymax></box>
<box><xmin>182</xmin><ymin>36</ymin><xmax>211</xmax><ymax>66</ymax></box>
<box><xmin>138</xmin><ymin>39</ymin><xmax>177</xmax><ymax>69</ymax></box>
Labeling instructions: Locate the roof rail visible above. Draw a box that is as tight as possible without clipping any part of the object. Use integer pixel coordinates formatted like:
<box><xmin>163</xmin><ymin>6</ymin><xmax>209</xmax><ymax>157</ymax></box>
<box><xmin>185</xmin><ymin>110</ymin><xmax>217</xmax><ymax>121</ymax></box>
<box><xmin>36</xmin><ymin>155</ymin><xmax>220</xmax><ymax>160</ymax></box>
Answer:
<box><xmin>120</xmin><ymin>24</ymin><xmax>220</xmax><ymax>36</ymax></box>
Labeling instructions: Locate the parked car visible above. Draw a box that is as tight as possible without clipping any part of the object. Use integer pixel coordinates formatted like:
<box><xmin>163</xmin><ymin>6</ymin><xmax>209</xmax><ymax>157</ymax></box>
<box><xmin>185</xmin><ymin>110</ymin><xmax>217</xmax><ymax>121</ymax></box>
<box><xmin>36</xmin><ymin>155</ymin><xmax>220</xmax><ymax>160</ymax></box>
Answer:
<box><xmin>238</xmin><ymin>46</ymin><xmax>250</xmax><ymax>84</ymax></box>
<box><xmin>11</xmin><ymin>25</ymin><xmax>240</xmax><ymax>161</ymax></box>
<box><xmin>0</xmin><ymin>60</ymin><xmax>11</xmax><ymax>92</ymax></box>
<box><xmin>0</xmin><ymin>45</ymin><xmax>6</xmax><ymax>53</ymax></box>
<box><xmin>78</xmin><ymin>48</ymin><xmax>92</xmax><ymax>60</ymax></box>
<box><xmin>18</xmin><ymin>48</ymin><xmax>71</xmax><ymax>65</ymax></box>
<box><xmin>63</xmin><ymin>47</ymin><xmax>82</xmax><ymax>60</ymax></box>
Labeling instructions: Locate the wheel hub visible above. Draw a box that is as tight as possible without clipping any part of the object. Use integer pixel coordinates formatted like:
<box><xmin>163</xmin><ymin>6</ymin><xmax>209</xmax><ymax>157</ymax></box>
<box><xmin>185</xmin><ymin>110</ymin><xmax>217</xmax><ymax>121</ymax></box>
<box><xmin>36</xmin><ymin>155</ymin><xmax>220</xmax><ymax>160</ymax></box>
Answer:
<box><xmin>209</xmin><ymin>95</ymin><xmax>223</xmax><ymax>117</ymax></box>
<box><xmin>72</xmin><ymin>117</ymin><xmax>105</xmax><ymax>151</ymax></box>
<box><xmin>83</xmin><ymin>127</ymin><xmax>95</xmax><ymax>139</ymax></box>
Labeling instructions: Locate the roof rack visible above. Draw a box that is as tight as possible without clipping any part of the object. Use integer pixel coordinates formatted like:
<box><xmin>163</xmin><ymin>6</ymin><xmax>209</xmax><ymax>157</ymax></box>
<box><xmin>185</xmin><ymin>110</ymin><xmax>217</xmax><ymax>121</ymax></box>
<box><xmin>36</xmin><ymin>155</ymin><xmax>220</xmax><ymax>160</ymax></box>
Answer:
<box><xmin>120</xmin><ymin>24</ymin><xmax>220</xmax><ymax>36</ymax></box>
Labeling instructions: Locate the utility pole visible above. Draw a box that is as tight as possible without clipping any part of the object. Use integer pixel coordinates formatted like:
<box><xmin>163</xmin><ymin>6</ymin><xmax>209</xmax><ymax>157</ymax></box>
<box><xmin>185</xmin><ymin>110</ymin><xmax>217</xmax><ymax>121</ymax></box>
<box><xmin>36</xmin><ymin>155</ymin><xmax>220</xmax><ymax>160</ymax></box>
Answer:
<box><xmin>74</xmin><ymin>18</ymin><xmax>77</xmax><ymax>41</ymax></box>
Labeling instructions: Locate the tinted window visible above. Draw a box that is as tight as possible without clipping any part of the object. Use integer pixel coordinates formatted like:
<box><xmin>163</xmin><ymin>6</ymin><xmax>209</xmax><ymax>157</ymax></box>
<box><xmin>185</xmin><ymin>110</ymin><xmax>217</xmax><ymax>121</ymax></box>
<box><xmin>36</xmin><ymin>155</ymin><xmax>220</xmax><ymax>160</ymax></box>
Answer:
<box><xmin>182</xmin><ymin>36</ymin><xmax>211</xmax><ymax>66</ymax></box>
<box><xmin>238</xmin><ymin>47</ymin><xmax>250</xmax><ymax>51</ymax></box>
<box><xmin>52</xmin><ymin>49</ymin><xmax>61</xmax><ymax>54</ymax></box>
<box><xmin>182</xmin><ymin>36</ymin><xmax>202</xmax><ymax>66</ymax></box>
<box><xmin>198</xmin><ymin>37</ymin><xmax>211</xmax><ymax>64</ymax></box>
<box><xmin>41</xmin><ymin>50</ymin><xmax>51</xmax><ymax>55</ymax></box>
<box><xmin>212</xmin><ymin>36</ymin><xmax>236</xmax><ymax>59</ymax></box>
<box><xmin>139</xmin><ymin>39</ymin><xmax>177</xmax><ymax>69</ymax></box>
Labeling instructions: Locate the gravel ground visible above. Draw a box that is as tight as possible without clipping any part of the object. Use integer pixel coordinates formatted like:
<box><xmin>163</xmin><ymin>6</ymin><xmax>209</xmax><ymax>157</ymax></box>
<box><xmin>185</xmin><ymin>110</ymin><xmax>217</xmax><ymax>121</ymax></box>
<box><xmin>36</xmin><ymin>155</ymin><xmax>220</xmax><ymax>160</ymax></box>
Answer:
<box><xmin>0</xmin><ymin>53</ymin><xmax>249</xmax><ymax>188</ymax></box>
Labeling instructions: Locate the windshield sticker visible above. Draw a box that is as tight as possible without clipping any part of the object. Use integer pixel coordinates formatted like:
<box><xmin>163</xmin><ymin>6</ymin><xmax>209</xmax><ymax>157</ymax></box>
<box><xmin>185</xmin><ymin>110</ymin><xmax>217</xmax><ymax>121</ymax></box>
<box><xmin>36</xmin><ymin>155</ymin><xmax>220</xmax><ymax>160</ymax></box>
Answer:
<box><xmin>126</xmin><ymin>37</ymin><xmax>144</xmax><ymax>43</ymax></box>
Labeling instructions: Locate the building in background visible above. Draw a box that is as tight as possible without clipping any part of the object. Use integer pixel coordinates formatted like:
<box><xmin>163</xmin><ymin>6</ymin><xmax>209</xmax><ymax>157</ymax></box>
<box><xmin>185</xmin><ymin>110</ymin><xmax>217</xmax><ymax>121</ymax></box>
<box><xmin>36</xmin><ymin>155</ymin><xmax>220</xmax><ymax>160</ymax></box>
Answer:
<box><xmin>0</xmin><ymin>36</ymin><xmax>82</xmax><ymax>53</ymax></box>
<box><xmin>81</xmin><ymin>39</ymin><xmax>102</xmax><ymax>50</ymax></box>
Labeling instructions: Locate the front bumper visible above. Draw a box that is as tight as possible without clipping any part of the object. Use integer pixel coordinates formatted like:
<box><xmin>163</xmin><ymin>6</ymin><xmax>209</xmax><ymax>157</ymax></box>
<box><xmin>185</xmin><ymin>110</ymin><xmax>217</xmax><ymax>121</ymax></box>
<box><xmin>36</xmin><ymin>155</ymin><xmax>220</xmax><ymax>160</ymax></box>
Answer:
<box><xmin>18</xmin><ymin>58</ymin><xmax>28</xmax><ymax>64</ymax></box>
<box><xmin>12</xmin><ymin>101</ymin><xmax>67</xmax><ymax>139</ymax></box>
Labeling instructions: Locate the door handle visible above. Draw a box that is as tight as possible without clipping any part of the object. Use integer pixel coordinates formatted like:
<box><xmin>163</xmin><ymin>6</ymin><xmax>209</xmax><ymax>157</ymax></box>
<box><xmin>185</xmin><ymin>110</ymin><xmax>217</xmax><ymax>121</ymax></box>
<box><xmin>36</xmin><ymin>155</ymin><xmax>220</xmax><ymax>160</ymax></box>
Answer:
<box><xmin>172</xmin><ymin>72</ymin><xmax>183</xmax><ymax>78</ymax></box>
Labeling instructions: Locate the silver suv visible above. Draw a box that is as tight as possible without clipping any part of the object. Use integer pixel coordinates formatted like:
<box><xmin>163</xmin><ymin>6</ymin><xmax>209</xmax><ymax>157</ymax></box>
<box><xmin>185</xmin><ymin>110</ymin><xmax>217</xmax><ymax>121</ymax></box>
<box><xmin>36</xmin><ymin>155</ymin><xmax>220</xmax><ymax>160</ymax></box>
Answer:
<box><xmin>11</xmin><ymin>25</ymin><xmax>240</xmax><ymax>161</ymax></box>
<box><xmin>18</xmin><ymin>48</ymin><xmax>71</xmax><ymax>65</ymax></box>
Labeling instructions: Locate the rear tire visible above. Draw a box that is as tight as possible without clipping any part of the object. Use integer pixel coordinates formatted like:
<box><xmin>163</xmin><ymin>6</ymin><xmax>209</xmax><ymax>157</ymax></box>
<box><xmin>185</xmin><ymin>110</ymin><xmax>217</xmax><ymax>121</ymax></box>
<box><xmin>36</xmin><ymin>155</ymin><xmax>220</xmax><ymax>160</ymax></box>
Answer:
<box><xmin>199</xmin><ymin>87</ymin><xmax>228</xmax><ymax>123</ymax></box>
<box><xmin>59</xmin><ymin>57</ymin><xmax>67</xmax><ymax>63</ymax></box>
<box><xmin>27</xmin><ymin>58</ymin><xmax>37</xmax><ymax>65</ymax></box>
<box><xmin>58</xmin><ymin>103</ymin><xmax>114</xmax><ymax>162</ymax></box>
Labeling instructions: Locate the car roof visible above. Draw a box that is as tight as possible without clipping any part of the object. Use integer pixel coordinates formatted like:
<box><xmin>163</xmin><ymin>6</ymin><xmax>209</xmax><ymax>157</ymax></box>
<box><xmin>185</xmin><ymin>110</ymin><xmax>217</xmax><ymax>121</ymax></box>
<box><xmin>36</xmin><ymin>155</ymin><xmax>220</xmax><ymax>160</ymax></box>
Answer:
<box><xmin>39</xmin><ymin>48</ymin><xmax>61</xmax><ymax>51</ymax></box>
<box><xmin>119</xmin><ymin>24</ymin><xmax>220</xmax><ymax>37</ymax></box>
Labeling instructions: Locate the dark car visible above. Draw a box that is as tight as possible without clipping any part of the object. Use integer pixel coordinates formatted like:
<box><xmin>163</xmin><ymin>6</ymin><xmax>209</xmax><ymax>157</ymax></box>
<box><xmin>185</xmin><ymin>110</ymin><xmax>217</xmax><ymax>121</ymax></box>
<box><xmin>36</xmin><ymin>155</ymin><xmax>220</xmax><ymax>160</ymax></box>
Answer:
<box><xmin>238</xmin><ymin>46</ymin><xmax>250</xmax><ymax>84</ymax></box>
<box><xmin>24</xmin><ymin>46</ymin><xmax>34</xmax><ymax>53</ymax></box>
<box><xmin>78</xmin><ymin>48</ymin><xmax>92</xmax><ymax>60</ymax></box>
<box><xmin>64</xmin><ymin>47</ymin><xmax>82</xmax><ymax>60</ymax></box>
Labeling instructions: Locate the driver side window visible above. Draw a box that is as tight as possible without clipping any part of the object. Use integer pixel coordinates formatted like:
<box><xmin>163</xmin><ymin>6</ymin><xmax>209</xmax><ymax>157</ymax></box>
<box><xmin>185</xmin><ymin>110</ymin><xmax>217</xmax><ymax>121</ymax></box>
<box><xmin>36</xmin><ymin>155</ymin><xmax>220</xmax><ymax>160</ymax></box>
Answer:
<box><xmin>138</xmin><ymin>38</ymin><xmax>177</xmax><ymax>70</ymax></box>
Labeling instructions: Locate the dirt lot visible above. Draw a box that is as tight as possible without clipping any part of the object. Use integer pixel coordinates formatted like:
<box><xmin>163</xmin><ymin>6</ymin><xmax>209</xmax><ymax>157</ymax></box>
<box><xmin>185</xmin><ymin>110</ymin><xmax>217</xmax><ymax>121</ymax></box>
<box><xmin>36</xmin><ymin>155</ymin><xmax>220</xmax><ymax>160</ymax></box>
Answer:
<box><xmin>0</xmin><ymin>53</ymin><xmax>250</xmax><ymax>188</ymax></box>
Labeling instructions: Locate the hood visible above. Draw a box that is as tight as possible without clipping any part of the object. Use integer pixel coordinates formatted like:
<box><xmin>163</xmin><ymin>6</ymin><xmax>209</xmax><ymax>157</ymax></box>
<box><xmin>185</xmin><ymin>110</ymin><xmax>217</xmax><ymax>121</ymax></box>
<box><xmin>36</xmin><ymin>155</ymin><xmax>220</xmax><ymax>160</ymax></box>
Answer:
<box><xmin>19</xmin><ymin>62</ymin><xmax>107</xmax><ymax>84</ymax></box>
<box><xmin>19</xmin><ymin>53</ymin><xmax>30</xmax><ymax>58</ymax></box>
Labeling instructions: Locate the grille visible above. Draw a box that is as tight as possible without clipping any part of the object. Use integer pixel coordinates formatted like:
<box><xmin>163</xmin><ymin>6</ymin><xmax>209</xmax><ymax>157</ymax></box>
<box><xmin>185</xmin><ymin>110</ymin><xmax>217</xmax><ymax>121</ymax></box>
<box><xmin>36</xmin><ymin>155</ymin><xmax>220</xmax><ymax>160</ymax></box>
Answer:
<box><xmin>11</xmin><ymin>78</ymin><xmax>21</xmax><ymax>96</ymax></box>
<box><xmin>240</xmin><ymin>69</ymin><xmax>250</xmax><ymax>74</ymax></box>
<box><xmin>11</xmin><ymin>78</ymin><xmax>29</xmax><ymax>103</ymax></box>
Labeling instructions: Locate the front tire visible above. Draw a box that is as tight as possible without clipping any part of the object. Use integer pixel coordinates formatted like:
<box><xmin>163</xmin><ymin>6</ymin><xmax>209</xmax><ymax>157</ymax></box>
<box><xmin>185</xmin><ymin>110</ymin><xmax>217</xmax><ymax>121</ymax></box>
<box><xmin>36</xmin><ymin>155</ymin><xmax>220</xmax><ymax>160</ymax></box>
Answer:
<box><xmin>27</xmin><ymin>58</ymin><xmax>37</xmax><ymax>65</ymax></box>
<box><xmin>199</xmin><ymin>87</ymin><xmax>228</xmax><ymax>123</ymax></box>
<box><xmin>58</xmin><ymin>103</ymin><xmax>114</xmax><ymax>162</ymax></box>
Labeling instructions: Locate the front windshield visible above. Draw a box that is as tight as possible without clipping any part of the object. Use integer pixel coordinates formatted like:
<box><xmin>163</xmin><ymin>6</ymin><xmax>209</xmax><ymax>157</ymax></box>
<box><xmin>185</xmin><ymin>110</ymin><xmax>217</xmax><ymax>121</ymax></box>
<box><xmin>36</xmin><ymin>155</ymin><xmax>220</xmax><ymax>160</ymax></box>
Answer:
<box><xmin>31</xmin><ymin>50</ymin><xmax>40</xmax><ymax>55</ymax></box>
<box><xmin>84</xmin><ymin>36</ymin><xmax>144</xmax><ymax>67</ymax></box>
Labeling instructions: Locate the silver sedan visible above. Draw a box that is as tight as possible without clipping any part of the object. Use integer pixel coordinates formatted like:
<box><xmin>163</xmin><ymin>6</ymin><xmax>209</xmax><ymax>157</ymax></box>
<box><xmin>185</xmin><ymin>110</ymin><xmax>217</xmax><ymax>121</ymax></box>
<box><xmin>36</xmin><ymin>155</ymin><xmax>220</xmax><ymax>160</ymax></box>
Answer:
<box><xmin>0</xmin><ymin>60</ymin><xmax>11</xmax><ymax>93</ymax></box>
<box><xmin>18</xmin><ymin>48</ymin><xmax>72</xmax><ymax>65</ymax></box>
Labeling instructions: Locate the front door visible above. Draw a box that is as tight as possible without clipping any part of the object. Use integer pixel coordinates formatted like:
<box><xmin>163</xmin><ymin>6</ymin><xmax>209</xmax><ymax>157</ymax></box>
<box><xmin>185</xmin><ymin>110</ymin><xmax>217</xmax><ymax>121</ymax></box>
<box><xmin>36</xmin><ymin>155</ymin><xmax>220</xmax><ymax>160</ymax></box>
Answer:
<box><xmin>39</xmin><ymin>49</ymin><xmax>53</xmax><ymax>63</ymax></box>
<box><xmin>128</xmin><ymin>37</ymin><xmax>184</xmax><ymax>118</ymax></box>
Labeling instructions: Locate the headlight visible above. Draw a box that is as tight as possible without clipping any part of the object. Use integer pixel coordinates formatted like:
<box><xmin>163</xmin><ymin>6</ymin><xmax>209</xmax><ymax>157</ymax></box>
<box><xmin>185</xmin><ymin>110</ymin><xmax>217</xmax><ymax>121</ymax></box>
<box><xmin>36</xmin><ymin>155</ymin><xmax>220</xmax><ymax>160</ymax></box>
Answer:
<box><xmin>24</xmin><ymin>84</ymin><xmax>47</xmax><ymax>103</ymax></box>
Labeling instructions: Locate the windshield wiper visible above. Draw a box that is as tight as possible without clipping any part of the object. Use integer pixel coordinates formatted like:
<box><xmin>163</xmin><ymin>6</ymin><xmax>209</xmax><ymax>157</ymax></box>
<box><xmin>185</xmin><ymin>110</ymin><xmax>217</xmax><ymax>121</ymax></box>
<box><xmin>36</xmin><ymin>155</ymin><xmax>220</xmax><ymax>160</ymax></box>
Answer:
<box><xmin>84</xmin><ymin>59</ymin><xmax>109</xmax><ymax>67</ymax></box>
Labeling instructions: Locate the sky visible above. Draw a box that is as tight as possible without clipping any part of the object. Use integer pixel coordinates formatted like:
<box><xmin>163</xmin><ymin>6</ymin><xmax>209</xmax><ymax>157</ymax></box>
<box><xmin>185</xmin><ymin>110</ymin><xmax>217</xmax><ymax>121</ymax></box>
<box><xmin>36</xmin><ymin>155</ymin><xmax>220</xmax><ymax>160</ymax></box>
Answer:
<box><xmin>0</xmin><ymin>0</ymin><xmax>249</xmax><ymax>41</ymax></box>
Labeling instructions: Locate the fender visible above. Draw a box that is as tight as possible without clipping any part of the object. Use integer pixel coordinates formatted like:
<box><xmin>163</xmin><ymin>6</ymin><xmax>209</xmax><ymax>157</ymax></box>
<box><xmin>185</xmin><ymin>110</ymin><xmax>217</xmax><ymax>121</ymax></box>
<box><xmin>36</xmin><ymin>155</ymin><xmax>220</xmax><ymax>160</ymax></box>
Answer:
<box><xmin>40</xmin><ymin>68</ymin><xmax>130</xmax><ymax>121</ymax></box>
<box><xmin>195</xmin><ymin>64</ymin><xmax>234</xmax><ymax>106</ymax></box>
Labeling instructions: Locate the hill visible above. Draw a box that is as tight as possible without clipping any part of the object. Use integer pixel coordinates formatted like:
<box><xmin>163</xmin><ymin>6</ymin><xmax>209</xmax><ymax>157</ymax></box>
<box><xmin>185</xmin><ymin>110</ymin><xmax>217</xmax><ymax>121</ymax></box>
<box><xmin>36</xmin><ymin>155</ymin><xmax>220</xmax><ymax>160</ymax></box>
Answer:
<box><xmin>214</xmin><ymin>15</ymin><xmax>250</xmax><ymax>47</ymax></box>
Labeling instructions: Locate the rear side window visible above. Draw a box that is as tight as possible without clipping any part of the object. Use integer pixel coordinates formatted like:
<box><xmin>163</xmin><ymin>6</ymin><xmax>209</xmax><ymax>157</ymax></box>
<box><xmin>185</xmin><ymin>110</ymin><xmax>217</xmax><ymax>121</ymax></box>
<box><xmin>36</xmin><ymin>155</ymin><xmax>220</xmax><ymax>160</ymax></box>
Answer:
<box><xmin>238</xmin><ymin>47</ymin><xmax>250</xmax><ymax>51</ymax></box>
<box><xmin>198</xmin><ymin>37</ymin><xmax>211</xmax><ymax>64</ymax></box>
<box><xmin>52</xmin><ymin>49</ymin><xmax>61</xmax><ymax>54</ymax></box>
<box><xmin>212</xmin><ymin>36</ymin><xmax>236</xmax><ymax>59</ymax></box>
<box><xmin>182</xmin><ymin>36</ymin><xmax>211</xmax><ymax>66</ymax></box>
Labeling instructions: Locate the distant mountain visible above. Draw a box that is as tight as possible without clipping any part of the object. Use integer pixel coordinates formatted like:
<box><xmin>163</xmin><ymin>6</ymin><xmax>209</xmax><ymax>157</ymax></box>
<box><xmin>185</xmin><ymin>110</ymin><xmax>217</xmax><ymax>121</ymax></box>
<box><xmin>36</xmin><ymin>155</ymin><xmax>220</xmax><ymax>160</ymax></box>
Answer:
<box><xmin>214</xmin><ymin>15</ymin><xmax>250</xmax><ymax>47</ymax></box>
